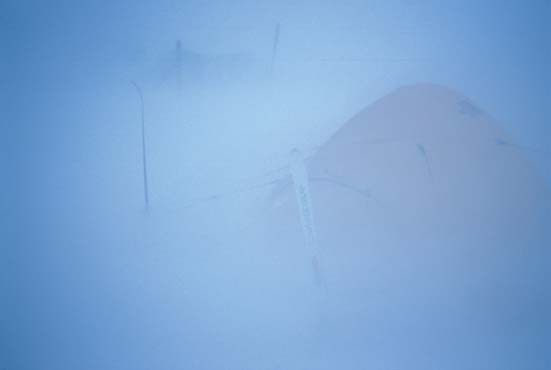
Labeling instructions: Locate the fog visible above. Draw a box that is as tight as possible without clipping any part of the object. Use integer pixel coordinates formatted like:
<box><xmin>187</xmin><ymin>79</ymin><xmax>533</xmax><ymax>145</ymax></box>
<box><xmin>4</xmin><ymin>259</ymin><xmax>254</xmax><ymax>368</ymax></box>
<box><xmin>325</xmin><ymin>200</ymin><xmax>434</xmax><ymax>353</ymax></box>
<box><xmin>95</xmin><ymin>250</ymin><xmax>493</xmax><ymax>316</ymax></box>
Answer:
<box><xmin>2</xmin><ymin>1</ymin><xmax>551</xmax><ymax>370</ymax></box>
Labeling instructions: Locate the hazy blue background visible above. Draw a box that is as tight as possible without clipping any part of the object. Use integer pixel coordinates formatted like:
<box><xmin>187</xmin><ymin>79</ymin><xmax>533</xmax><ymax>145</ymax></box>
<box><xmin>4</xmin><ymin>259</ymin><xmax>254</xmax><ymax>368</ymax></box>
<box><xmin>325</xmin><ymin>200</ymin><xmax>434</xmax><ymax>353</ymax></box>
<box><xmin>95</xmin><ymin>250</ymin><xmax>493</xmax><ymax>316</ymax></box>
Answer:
<box><xmin>2</xmin><ymin>1</ymin><xmax>550</xmax><ymax>370</ymax></box>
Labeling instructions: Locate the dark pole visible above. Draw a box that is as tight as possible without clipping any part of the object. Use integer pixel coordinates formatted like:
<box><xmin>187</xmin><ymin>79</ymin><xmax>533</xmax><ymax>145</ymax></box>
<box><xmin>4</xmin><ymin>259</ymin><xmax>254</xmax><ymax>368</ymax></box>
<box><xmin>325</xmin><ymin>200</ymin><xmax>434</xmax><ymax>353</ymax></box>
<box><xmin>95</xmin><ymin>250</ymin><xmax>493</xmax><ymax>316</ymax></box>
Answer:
<box><xmin>131</xmin><ymin>81</ymin><xmax>150</xmax><ymax>209</ymax></box>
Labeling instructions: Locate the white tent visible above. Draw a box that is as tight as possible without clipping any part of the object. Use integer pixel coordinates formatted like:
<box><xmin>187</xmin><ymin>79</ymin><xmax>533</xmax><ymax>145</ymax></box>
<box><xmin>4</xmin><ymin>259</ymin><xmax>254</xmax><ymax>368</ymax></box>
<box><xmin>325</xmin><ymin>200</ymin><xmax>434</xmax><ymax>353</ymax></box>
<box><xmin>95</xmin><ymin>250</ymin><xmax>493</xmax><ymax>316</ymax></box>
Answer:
<box><xmin>258</xmin><ymin>84</ymin><xmax>551</xmax><ymax>368</ymax></box>
<box><xmin>267</xmin><ymin>84</ymin><xmax>550</xmax><ymax>252</ymax></box>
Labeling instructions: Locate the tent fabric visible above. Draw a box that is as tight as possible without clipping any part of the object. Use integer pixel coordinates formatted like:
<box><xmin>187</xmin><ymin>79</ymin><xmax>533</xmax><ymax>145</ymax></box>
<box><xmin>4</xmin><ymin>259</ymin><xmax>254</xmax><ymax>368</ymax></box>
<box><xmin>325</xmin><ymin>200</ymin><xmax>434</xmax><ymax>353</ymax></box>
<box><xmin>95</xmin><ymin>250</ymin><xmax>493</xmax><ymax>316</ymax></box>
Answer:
<box><xmin>266</xmin><ymin>84</ymin><xmax>550</xmax><ymax>252</ymax></box>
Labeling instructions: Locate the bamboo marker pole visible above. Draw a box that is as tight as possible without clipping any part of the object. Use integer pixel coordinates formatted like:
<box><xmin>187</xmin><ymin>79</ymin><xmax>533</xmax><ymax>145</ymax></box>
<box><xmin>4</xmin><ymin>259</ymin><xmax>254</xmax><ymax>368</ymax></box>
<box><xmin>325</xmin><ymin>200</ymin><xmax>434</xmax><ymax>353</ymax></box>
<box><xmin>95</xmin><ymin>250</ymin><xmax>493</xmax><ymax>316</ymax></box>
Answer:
<box><xmin>175</xmin><ymin>40</ymin><xmax>183</xmax><ymax>92</ymax></box>
<box><xmin>131</xmin><ymin>81</ymin><xmax>150</xmax><ymax>210</ymax></box>
<box><xmin>289</xmin><ymin>148</ymin><xmax>326</xmax><ymax>290</ymax></box>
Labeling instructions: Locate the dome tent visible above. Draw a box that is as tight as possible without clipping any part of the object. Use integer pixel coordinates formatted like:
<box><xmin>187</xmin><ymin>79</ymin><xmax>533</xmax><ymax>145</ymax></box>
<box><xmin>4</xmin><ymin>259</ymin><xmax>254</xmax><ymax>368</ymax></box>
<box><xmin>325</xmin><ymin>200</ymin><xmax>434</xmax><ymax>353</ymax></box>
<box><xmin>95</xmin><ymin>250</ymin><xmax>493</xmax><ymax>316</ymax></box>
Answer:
<box><xmin>261</xmin><ymin>84</ymin><xmax>551</xmax><ymax>369</ymax></box>
<box><xmin>267</xmin><ymin>83</ymin><xmax>550</xmax><ymax>252</ymax></box>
